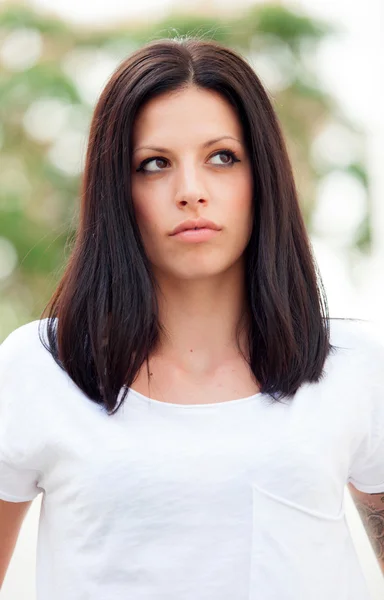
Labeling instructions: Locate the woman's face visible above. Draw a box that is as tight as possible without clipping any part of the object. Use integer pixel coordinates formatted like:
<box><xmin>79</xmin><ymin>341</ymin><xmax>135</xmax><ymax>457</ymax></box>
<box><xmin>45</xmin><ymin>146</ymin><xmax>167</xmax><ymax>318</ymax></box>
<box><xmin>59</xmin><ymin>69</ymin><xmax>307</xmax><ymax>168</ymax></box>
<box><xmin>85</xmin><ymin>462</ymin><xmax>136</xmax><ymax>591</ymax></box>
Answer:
<box><xmin>130</xmin><ymin>85</ymin><xmax>254</xmax><ymax>281</ymax></box>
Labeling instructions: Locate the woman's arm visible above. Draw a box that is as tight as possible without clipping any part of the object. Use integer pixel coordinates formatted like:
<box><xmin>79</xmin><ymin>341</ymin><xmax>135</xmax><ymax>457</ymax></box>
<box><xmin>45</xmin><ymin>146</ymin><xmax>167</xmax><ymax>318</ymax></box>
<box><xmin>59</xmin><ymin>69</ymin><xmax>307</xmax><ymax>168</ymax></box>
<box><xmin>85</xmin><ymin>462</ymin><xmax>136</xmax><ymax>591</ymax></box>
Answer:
<box><xmin>348</xmin><ymin>482</ymin><xmax>384</xmax><ymax>576</ymax></box>
<box><xmin>0</xmin><ymin>499</ymin><xmax>32</xmax><ymax>588</ymax></box>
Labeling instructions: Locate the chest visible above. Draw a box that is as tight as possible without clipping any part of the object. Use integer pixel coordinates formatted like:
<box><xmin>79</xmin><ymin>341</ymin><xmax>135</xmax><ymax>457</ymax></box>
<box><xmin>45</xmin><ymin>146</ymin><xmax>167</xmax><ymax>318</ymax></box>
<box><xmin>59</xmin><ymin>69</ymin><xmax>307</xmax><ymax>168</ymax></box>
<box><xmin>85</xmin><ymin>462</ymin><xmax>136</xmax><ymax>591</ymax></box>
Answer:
<box><xmin>131</xmin><ymin>357</ymin><xmax>261</xmax><ymax>405</ymax></box>
<box><xmin>44</xmin><ymin>386</ymin><xmax>354</xmax><ymax>521</ymax></box>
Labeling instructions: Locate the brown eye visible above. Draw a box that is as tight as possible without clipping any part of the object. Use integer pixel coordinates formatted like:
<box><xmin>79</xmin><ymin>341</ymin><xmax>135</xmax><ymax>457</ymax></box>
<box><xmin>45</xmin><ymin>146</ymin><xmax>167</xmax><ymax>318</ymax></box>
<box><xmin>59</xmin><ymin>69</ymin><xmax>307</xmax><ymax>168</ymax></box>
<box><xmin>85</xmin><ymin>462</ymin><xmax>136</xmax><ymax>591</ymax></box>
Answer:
<box><xmin>136</xmin><ymin>149</ymin><xmax>240</xmax><ymax>174</ymax></box>
<box><xmin>209</xmin><ymin>150</ymin><xmax>240</xmax><ymax>166</ymax></box>
<box><xmin>137</xmin><ymin>157</ymin><xmax>168</xmax><ymax>173</ymax></box>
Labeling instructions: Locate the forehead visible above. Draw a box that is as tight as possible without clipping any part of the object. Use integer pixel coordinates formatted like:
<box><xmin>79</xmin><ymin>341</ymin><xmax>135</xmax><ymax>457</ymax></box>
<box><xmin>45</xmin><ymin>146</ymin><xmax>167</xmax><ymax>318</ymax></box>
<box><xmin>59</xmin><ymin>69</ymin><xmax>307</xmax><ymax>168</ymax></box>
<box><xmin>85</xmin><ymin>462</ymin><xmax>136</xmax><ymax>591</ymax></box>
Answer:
<box><xmin>132</xmin><ymin>86</ymin><xmax>243</xmax><ymax>143</ymax></box>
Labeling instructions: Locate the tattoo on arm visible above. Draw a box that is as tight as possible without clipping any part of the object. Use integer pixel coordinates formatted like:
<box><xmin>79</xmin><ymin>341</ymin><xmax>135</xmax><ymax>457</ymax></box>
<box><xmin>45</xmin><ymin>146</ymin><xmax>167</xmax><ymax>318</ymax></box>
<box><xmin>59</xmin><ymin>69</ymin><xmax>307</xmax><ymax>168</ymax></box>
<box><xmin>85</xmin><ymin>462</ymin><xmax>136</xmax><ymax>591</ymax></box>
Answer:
<box><xmin>353</xmin><ymin>494</ymin><xmax>384</xmax><ymax>561</ymax></box>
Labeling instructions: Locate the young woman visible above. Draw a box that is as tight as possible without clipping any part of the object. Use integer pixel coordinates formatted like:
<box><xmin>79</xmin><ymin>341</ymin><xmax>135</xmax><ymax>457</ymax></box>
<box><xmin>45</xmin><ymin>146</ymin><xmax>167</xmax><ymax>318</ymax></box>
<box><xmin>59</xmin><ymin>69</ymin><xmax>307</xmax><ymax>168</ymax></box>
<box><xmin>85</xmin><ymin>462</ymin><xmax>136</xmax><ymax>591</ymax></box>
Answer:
<box><xmin>1</xmin><ymin>37</ymin><xmax>383</xmax><ymax>600</ymax></box>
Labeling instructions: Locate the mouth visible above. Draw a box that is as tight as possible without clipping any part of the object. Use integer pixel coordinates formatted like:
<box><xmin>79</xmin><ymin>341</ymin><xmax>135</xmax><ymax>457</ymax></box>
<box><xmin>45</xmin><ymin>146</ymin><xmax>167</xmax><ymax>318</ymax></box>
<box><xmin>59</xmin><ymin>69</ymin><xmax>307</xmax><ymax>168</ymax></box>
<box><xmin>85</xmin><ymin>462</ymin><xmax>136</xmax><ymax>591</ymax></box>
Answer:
<box><xmin>171</xmin><ymin>227</ymin><xmax>221</xmax><ymax>242</ymax></box>
<box><xmin>170</xmin><ymin>219</ymin><xmax>221</xmax><ymax>236</ymax></box>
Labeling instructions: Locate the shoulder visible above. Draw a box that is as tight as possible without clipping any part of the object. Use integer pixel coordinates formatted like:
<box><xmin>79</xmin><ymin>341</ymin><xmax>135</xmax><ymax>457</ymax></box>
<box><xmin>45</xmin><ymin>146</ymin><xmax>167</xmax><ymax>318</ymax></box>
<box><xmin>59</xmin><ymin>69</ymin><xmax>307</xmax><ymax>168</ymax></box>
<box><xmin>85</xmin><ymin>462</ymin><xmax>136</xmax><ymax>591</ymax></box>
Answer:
<box><xmin>0</xmin><ymin>318</ymin><xmax>64</xmax><ymax>424</ymax></box>
<box><xmin>327</xmin><ymin>317</ymin><xmax>384</xmax><ymax>389</ymax></box>
<box><xmin>328</xmin><ymin>317</ymin><xmax>384</xmax><ymax>357</ymax></box>
<box><xmin>0</xmin><ymin>318</ymin><xmax>57</xmax><ymax>374</ymax></box>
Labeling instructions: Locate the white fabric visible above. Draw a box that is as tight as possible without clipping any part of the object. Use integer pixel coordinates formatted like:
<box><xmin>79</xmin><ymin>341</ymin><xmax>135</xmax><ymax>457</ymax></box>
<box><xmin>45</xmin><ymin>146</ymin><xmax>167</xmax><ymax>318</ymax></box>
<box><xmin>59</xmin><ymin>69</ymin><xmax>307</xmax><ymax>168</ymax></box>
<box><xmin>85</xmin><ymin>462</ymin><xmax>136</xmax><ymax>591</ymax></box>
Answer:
<box><xmin>1</xmin><ymin>317</ymin><xmax>384</xmax><ymax>599</ymax></box>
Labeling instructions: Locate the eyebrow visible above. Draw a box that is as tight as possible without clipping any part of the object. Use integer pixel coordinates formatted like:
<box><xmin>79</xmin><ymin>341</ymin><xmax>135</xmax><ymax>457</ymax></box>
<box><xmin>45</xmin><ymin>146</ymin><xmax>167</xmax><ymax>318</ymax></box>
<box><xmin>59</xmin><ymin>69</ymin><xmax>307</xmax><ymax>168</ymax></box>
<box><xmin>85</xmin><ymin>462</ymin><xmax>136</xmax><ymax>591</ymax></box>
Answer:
<box><xmin>132</xmin><ymin>135</ymin><xmax>242</xmax><ymax>154</ymax></box>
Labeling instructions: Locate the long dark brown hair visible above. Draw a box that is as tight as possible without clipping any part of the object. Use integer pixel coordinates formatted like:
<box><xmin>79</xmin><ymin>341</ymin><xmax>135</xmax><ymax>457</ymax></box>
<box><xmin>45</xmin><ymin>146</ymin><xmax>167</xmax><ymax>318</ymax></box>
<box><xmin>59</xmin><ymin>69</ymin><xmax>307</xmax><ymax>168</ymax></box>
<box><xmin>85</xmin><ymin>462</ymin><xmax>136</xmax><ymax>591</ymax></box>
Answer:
<box><xmin>39</xmin><ymin>36</ymin><xmax>336</xmax><ymax>415</ymax></box>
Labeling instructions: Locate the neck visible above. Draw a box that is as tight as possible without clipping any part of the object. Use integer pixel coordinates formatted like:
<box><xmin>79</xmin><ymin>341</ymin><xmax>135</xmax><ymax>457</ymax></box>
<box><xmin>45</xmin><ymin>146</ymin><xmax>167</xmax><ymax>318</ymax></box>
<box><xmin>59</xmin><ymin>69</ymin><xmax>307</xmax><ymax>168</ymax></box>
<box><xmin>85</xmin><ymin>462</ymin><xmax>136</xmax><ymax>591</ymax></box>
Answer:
<box><xmin>152</xmin><ymin>261</ymin><xmax>250</xmax><ymax>377</ymax></box>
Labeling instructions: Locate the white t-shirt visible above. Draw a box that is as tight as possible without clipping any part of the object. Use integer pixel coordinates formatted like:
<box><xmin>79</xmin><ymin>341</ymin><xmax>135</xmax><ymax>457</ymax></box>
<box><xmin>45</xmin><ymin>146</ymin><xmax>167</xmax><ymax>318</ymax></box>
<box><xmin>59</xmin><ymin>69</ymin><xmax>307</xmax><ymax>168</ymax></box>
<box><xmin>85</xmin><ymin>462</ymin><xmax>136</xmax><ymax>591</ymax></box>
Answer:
<box><xmin>1</xmin><ymin>317</ymin><xmax>384</xmax><ymax>599</ymax></box>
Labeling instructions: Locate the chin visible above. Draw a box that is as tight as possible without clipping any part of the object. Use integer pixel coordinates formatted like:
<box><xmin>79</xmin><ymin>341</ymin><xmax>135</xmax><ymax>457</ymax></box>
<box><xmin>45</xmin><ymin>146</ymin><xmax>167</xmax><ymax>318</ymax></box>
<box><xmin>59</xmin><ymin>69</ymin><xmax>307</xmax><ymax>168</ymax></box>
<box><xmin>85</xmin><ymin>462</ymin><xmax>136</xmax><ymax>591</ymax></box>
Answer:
<box><xmin>171</xmin><ymin>261</ymin><xmax>234</xmax><ymax>280</ymax></box>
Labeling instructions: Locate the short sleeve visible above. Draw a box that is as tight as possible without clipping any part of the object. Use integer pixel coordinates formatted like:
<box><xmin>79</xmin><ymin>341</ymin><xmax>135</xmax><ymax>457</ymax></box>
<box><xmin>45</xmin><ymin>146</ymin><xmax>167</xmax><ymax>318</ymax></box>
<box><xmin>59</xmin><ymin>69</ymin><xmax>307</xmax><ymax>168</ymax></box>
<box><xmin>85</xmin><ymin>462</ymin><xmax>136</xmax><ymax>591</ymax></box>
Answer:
<box><xmin>347</xmin><ymin>322</ymin><xmax>384</xmax><ymax>493</ymax></box>
<box><xmin>0</xmin><ymin>323</ymin><xmax>45</xmax><ymax>502</ymax></box>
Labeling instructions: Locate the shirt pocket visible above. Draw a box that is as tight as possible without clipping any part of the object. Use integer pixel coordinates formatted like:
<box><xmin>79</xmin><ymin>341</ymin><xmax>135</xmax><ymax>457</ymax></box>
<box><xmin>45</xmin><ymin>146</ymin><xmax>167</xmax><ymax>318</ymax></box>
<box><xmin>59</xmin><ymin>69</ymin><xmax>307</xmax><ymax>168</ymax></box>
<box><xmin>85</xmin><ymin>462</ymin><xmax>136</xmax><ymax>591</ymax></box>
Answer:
<box><xmin>249</xmin><ymin>483</ymin><xmax>350</xmax><ymax>600</ymax></box>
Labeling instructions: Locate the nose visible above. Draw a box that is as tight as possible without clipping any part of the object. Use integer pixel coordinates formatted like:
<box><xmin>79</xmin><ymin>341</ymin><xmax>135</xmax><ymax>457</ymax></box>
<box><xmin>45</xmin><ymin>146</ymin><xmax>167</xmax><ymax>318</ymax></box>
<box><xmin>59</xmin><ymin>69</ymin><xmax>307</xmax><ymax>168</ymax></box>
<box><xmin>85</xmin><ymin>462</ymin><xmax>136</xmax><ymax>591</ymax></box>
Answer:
<box><xmin>174</xmin><ymin>162</ymin><xmax>208</xmax><ymax>207</ymax></box>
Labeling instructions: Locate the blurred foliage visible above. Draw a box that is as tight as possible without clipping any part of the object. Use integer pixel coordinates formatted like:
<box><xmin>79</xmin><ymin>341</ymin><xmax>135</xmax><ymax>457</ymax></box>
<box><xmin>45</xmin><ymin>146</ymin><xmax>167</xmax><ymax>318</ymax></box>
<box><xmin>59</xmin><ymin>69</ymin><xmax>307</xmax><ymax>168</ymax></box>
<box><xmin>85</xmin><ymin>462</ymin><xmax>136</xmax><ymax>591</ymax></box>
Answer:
<box><xmin>0</xmin><ymin>1</ymin><xmax>370</xmax><ymax>338</ymax></box>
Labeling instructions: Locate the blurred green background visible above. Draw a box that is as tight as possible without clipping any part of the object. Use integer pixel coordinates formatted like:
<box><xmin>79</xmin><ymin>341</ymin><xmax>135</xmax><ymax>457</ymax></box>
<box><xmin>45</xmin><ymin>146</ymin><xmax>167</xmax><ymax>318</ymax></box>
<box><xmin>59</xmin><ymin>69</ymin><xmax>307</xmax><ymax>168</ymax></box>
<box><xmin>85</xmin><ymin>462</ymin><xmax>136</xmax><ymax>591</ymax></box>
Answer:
<box><xmin>0</xmin><ymin>1</ymin><xmax>370</xmax><ymax>340</ymax></box>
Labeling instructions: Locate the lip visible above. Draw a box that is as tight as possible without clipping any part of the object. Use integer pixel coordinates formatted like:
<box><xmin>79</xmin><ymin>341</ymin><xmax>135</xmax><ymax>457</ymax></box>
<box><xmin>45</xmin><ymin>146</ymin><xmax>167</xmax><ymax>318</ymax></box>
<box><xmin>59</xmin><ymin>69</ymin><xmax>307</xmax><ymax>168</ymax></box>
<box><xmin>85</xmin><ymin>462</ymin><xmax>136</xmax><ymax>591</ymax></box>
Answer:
<box><xmin>170</xmin><ymin>217</ymin><xmax>221</xmax><ymax>236</ymax></box>
<box><xmin>172</xmin><ymin>228</ymin><xmax>220</xmax><ymax>243</ymax></box>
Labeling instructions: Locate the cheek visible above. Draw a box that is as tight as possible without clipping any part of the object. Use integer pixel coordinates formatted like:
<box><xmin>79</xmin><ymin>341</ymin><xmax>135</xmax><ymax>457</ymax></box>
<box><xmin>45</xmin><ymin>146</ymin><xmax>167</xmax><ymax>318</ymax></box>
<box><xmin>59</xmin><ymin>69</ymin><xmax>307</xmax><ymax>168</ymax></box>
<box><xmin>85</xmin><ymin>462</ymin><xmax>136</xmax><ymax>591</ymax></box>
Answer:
<box><xmin>131</xmin><ymin>189</ymin><xmax>159</xmax><ymax>239</ymax></box>
<box><xmin>131</xmin><ymin>175</ymin><xmax>169</xmax><ymax>235</ymax></box>
<box><xmin>133</xmin><ymin>201</ymin><xmax>151</xmax><ymax>232</ymax></box>
<box><xmin>226</xmin><ymin>175</ymin><xmax>254</xmax><ymax>230</ymax></box>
